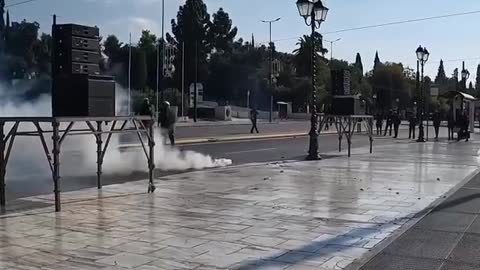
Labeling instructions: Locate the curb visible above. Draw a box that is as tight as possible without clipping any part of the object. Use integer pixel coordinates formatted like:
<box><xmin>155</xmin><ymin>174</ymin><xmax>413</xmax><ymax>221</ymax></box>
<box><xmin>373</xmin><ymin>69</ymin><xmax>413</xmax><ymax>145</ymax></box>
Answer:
<box><xmin>176</xmin><ymin>132</ymin><xmax>311</xmax><ymax>145</ymax></box>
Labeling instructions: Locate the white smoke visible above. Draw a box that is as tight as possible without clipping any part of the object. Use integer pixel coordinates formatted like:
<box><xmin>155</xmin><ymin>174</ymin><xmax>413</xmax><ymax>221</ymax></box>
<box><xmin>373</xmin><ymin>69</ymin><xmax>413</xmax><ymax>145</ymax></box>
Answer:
<box><xmin>1</xmin><ymin>81</ymin><xmax>232</xmax><ymax>182</ymax></box>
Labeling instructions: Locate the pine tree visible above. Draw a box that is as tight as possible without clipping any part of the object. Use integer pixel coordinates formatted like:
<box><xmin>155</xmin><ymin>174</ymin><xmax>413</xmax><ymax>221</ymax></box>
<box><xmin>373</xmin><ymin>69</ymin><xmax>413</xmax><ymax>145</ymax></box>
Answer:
<box><xmin>475</xmin><ymin>64</ymin><xmax>480</xmax><ymax>95</ymax></box>
<box><xmin>251</xmin><ymin>33</ymin><xmax>254</xmax><ymax>49</ymax></box>
<box><xmin>374</xmin><ymin>51</ymin><xmax>381</xmax><ymax>71</ymax></box>
<box><xmin>434</xmin><ymin>60</ymin><xmax>447</xmax><ymax>85</ymax></box>
<box><xmin>354</xmin><ymin>52</ymin><xmax>363</xmax><ymax>75</ymax></box>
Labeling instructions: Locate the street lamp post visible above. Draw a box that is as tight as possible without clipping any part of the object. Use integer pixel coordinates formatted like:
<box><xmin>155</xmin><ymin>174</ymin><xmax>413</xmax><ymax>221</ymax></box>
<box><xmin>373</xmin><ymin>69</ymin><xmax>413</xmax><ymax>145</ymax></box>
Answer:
<box><xmin>416</xmin><ymin>45</ymin><xmax>430</xmax><ymax>143</ymax></box>
<box><xmin>296</xmin><ymin>0</ymin><xmax>329</xmax><ymax>160</ymax></box>
<box><xmin>261</xmin><ymin>18</ymin><xmax>281</xmax><ymax>123</ymax></box>
<box><xmin>461</xmin><ymin>61</ymin><xmax>470</xmax><ymax>91</ymax></box>
<box><xmin>324</xmin><ymin>38</ymin><xmax>341</xmax><ymax>62</ymax></box>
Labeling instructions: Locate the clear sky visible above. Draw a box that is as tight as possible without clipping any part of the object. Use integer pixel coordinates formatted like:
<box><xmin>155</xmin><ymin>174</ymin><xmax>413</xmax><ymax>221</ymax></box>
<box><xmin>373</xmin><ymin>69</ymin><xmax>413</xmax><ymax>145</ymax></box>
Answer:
<box><xmin>6</xmin><ymin>0</ymin><xmax>480</xmax><ymax>83</ymax></box>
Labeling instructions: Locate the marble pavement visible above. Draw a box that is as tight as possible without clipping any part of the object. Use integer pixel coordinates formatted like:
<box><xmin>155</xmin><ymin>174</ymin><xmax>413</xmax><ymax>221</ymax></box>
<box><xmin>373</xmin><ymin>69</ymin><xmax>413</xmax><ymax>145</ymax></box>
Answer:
<box><xmin>0</xmin><ymin>138</ymin><xmax>479</xmax><ymax>269</ymax></box>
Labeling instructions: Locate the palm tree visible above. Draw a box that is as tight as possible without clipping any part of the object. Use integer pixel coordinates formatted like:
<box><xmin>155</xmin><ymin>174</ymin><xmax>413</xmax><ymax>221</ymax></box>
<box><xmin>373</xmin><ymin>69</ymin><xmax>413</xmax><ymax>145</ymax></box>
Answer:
<box><xmin>293</xmin><ymin>33</ymin><xmax>328</xmax><ymax>77</ymax></box>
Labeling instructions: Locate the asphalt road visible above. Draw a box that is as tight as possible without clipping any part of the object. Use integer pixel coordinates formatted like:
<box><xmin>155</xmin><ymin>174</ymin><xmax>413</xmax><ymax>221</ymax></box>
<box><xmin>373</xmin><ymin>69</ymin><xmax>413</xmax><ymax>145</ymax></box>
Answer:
<box><xmin>3</xmin><ymin>128</ymin><xmax>424</xmax><ymax>203</ymax></box>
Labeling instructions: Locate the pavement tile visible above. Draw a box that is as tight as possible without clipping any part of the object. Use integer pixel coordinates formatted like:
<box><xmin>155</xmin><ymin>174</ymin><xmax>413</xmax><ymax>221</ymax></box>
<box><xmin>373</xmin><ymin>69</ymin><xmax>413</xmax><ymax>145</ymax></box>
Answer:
<box><xmin>361</xmin><ymin>253</ymin><xmax>443</xmax><ymax>270</ymax></box>
<box><xmin>95</xmin><ymin>252</ymin><xmax>155</xmax><ymax>268</ymax></box>
<box><xmin>447</xmin><ymin>233</ymin><xmax>480</xmax><ymax>265</ymax></box>
<box><xmin>0</xmin><ymin>140</ymin><xmax>478</xmax><ymax>270</ymax></box>
<box><xmin>383</xmin><ymin>228</ymin><xmax>462</xmax><ymax>259</ymax></box>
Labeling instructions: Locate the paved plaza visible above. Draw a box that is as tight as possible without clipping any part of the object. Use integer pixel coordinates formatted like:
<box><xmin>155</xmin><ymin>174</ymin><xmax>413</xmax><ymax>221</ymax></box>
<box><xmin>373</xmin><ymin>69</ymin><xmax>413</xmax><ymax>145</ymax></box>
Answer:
<box><xmin>0</xmin><ymin>137</ymin><xmax>479</xmax><ymax>269</ymax></box>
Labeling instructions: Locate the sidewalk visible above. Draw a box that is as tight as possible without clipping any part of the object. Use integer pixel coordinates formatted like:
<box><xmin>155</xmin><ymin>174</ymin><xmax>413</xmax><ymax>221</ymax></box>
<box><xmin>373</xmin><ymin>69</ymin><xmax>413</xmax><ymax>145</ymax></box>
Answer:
<box><xmin>354</xmin><ymin>157</ymin><xmax>480</xmax><ymax>269</ymax></box>
<box><xmin>0</xmin><ymin>137</ymin><xmax>479</xmax><ymax>269</ymax></box>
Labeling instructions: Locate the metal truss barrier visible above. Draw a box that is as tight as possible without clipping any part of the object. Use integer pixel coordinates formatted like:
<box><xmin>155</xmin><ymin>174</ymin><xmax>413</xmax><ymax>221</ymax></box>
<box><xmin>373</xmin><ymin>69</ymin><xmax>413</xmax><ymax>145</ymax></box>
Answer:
<box><xmin>0</xmin><ymin>116</ymin><xmax>156</xmax><ymax>213</ymax></box>
<box><xmin>318</xmin><ymin>114</ymin><xmax>374</xmax><ymax>157</ymax></box>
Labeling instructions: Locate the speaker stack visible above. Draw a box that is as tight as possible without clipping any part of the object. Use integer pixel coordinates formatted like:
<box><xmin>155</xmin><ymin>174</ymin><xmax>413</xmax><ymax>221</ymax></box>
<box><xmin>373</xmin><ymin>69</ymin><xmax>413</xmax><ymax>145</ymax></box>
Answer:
<box><xmin>52</xmin><ymin>24</ymin><xmax>116</xmax><ymax>117</ymax></box>
<box><xmin>330</xmin><ymin>69</ymin><xmax>365</xmax><ymax>115</ymax></box>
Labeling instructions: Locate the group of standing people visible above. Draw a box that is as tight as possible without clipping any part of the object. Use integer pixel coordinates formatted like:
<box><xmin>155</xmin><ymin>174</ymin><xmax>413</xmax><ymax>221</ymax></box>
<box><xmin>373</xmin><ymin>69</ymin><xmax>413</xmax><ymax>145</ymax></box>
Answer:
<box><xmin>375</xmin><ymin>110</ymin><xmax>469</xmax><ymax>141</ymax></box>
<box><xmin>375</xmin><ymin>111</ymin><xmax>402</xmax><ymax>138</ymax></box>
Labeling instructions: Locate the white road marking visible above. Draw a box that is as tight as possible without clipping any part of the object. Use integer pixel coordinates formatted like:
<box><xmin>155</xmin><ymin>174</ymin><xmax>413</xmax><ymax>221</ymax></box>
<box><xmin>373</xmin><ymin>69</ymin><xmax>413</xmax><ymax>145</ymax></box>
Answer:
<box><xmin>224</xmin><ymin>148</ymin><xmax>277</xmax><ymax>155</ymax></box>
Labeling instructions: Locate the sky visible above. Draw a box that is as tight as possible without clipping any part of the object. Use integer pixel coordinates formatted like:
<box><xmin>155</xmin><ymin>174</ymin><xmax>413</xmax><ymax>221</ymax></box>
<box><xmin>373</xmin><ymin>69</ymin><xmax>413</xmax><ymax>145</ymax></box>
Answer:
<box><xmin>6</xmin><ymin>0</ymin><xmax>480</xmax><ymax>84</ymax></box>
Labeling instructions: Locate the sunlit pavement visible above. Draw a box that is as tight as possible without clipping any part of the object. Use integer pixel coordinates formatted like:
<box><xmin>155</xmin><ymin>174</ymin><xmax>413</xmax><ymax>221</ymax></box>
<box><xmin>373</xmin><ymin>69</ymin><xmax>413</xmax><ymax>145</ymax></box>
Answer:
<box><xmin>0</xmin><ymin>136</ymin><xmax>479</xmax><ymax>269</ymax></box>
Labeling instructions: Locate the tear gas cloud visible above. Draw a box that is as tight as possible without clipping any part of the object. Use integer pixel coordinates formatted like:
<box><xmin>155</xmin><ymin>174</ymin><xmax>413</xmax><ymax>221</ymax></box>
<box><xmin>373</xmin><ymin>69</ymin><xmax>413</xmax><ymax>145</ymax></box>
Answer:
<box><xmin>0</xmin><ymin>81</ymin><xmax>232</xmax><ymax>182</ymax></box>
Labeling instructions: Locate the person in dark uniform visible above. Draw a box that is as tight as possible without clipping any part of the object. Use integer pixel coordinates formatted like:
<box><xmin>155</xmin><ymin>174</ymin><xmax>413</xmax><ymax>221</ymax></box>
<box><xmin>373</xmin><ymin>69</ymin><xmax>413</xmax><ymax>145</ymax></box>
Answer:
<box><xmin>375</xmin><ymin>114</ymin><xmax>383</xmax><ymax>135</ymax></box>
<box><xmin>393</xmin><ymin>111</ymin><xmax>401</xmax><ymax>138</ymax></box>
<box><xmin>159</xmin><ymin>101</ymin><xmax>177</xmax><ymax>145</ymax></box>
<box><xmin>250</xmin><ymin>108</ymin><xmax>259</xmax><ymax>134</ymax></box>
<box><xmin>384</xmin><ymin>110</ymin><xmax>393</xmax><ymax>136</ymax></box>
<box><xmin>408</xmin><ymin>112</ymin><xmax>417</xmax><ymax>139</ymax></box>
<box><xmin>433</xmin><ymin>112</ymin><xmax>441</xmax><ymax>140</ymax></box>
<box><xmin>458</xmin><ymin>112</ymin><xmax>470</xmax><ymax>142</ymax></box>
<box><xmin>140</xmin><ymin>98</ymin><xmax>154</xmax><ymax>128</ymax></box>
<box><xmin>447</xmin><ymin>112</ymin><xmax>455</xmax><ymax>140</ymax></box>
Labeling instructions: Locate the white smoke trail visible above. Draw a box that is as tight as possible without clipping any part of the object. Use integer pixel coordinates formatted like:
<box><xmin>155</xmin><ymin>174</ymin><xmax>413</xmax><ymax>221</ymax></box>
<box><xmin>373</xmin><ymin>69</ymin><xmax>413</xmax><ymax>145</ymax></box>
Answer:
<box><xmin>0</xmin><ymin>81</ymin><xmax>232</xmax><ymax>181</ymax></box>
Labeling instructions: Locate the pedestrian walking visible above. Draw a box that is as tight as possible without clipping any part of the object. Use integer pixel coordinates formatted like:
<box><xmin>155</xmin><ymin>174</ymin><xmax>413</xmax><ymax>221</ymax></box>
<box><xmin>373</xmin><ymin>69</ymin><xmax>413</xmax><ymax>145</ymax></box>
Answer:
<box><xmin>250</xmin><ymin>108</ymin><xmax>259</xmax><ymax>134</ymax></box>
<box><xmin>447</xmin><ymin>112</ymin><xmax>455</xmax><ymax>141</ymax></box>
<box><xmin>408</xmin><ymin>113</ymin><xmax>416</xmax><ymax>139</ymax></box>
<box><xmin>384</xmin><ymin>110</ymin><xmax>393</xmax><ymax>136</ymax></box>
<box><xmin>375</xmin><ymin>114</ymin><xmax>383</xmax><ymax>135</ymax></box>
<box><xmin>433</xmin><ymin>112</ymin><xmax>441</xmax><ymax>140</ymax></box>
<box><xmin>393</xmin><ymin>112</ymin><xmax>401</xmax><ymax>138</ymax></box>
<box><xmin>159</xmin><ymin>101</ymin><xmax>177</xmax><ymax>145</ymax></box>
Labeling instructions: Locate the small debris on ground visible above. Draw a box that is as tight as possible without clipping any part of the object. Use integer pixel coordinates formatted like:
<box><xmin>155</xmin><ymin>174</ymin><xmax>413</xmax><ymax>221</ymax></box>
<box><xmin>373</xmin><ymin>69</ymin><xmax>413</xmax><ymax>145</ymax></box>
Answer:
<box><xmin>396</xmin><ymin>192</ymin><xmax>400</xmax><ymax>195</ymax></box>
<box><xmin>437</xmin><ymin>178</ymin><xmax>441</xmax><ymax>181</ymax></box>
<box><xmin>263</xmin><ymin>177</ymin><xmax>270</xmax><ymax>181</ymax></box>
<box><xmin>360</xmin><ymin>188</ymin><xmax>364</xmax><ymax>191</ymax></box>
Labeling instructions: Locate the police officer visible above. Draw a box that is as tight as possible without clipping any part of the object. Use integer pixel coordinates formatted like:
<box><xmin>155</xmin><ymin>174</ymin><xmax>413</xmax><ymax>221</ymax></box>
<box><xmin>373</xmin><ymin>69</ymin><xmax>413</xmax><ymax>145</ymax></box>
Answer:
<box><xmin>384</xmin><ymin>110</ymin><xmax>393</xmax><ymax>136</ymax></box>
<box><xmin>250</xmin><ymin>108</ymin><xmax>259</xmax><ymax>134</ymax></box>
<box><xmin>433</xmin><ymin>112</ymin><xmax>441</xmax><ymax>140</ymax></box>
<box><xmin>408</xmin><ymin>112</ymin><xmax>417</xmax><ymax>139</ymax></box>
<box><xmin>159</xmin><ymin>101</ymin><xmax>176</xmax><ymax>145</ymax></box>
<box><xmin>393</xmin><ymin>111</ymin><xmax>401</xmax><ymax>138</ymax></box>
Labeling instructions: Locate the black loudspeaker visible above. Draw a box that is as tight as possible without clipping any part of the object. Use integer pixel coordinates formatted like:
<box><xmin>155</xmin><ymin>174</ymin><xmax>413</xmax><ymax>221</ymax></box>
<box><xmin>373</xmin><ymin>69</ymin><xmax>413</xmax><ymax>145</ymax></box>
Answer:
<box><xmin>330</xmin><ymin>96</ymin><xmax>366</xmax><ymax>116</ymax></box>
<box><xmin>56</xmin><ymin>62</ymin><xmax>101</xmax><ymax>76</ymax></box>
<box><xmin>52</xmin><ymin>74</ymin><xmax>116</xmax><ymax>117</ymax></box>
<box><xmin>331</xmin><ymin>70</ymin><xmax>351</xmax><ymax>96</ymax></box>
<box><xmin>53</xmin><ymin>24</ymin><xmax>99</xmax><ymax>39</ymax></box>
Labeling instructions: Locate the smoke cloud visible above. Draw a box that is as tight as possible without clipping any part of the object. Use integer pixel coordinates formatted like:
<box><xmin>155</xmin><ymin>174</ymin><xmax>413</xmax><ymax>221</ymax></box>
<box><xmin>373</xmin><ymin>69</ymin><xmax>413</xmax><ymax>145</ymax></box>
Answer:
<box><xmin>1</xmin><ymin>81</ymin><xmax>232</xmax><ymax>184</ymax></box>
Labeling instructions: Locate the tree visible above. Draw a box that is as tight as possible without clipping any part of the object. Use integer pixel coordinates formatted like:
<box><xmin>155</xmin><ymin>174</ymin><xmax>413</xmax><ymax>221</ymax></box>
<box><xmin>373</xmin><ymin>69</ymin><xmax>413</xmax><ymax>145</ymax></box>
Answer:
<box><xmin>293</xmin><ymin>33</ymin><xmax>327</xmax><ymax>77</ymax></box>
<box><xmin>6</xmin><ymin>20</ymin><xmax>40</xmax><ymax>78</ymax></box>
<box><xmin>374</xmin><ymin>51</ymin><xmax>381</xmax><ymax>71</ymax></box>
<box><xmin>208</xmin><ymin>8</ymin><xmax>237</xmax><ymax>53</ymax></box>
<box><xmin>32</xmin><ymin>33</ymin><xmax>51</xmax><ymax>74</ymax></box>
<box><xmin>354</xmin><ymin>52</ymin><xmax>363</xmax><ymax>75</ymax></box>
<box><xmin>131</xmin><ymin>47</ymin><xmax>147</xmax><ymax>90</ymax></box>
<box><xmin>171</xmin><ymin>0</ymin><xmax>211</xmax><ymax>90</ymax></box>
<box><xmin>138</xmin><ymin>30</ymin><xmax>159</xmax><ymax>91</ymax></box>
<box><xmin>103</xmin><ymin>35</ymin><xmax>123</xmax><ymax>61</ymax></box>
<box><xmin>475</xmin><ymin>64</ymin><xmax>480</xmax><ymax>96</ymax></box>
<box><xmin>434</xmin><ymin>60</ymin><xmax>447</xmax><ymax>85</ymax></box>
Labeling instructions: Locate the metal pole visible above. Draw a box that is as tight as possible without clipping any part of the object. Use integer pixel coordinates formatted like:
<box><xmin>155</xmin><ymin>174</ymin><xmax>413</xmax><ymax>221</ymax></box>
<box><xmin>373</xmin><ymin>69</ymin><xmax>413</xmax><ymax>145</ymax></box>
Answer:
<box><xmin>194</xmin><ymin>40</ymin><xmax>198</xmax><ymax>123</ymax></box>
<box><xmin>52</xmin><ymin>120</ymin><xmax>61</xmax><ymax>212</ymax></box>
<box><xmin>307</xmin><ymin>11</ymin><xmax>320</xmax><ymax>160</ymax></box>
<box><xmin>0</xmin><ymin>121</ymin><xmax>5</xmax><ymax>210</ymax></box>
<box><xmin>160</xmin><ymin>0</ymin><xmax>165</xmax><ymax>103</ymax></box>
<box><xmin>269</xmin><ymin>21</ymin><xmax>273</xmax><ymax>123</ymax></box>
<box><xmin>330</xmin><ymin>41</ymin><xmax>333</xmax><ymax>62</ymax></box>
<box><xmin>128</xmin><ymin>33</ymin><xmax>132</xmax><ymax>116</ymax></box>
<box><xmin>417</xmin><ymin>60</ymin><xmax>425</xmax><ymax>142</ymax></box>
<box><xmin>96</xmin><ymin>121</ymin><xmax>103</xmax><ymax>189</ymax></box>
<box><xmin>181</xmin><ymin>42</ymin><xmax>185</xmax><ymax>118</ymax></box>
<box><xmin>147</xmin><ymin>122</ymin><xmax>156</xmax><ymax>193</ymax></box>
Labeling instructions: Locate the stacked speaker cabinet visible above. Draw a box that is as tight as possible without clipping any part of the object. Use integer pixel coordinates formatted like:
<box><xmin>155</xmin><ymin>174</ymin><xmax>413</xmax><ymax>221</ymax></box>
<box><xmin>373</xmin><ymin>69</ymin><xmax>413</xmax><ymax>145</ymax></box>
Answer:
<box><xmin>52</xmin><ymin>23</ymin><xmax>116</xmax><ymax>117</ymax></box>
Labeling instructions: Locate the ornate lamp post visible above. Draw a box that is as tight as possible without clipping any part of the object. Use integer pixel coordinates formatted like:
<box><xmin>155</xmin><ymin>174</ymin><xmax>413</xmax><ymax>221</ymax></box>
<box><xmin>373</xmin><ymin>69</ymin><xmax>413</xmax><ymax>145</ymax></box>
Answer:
<box><xmin>461</xmin><ymin>62</ymin><xmax>470</xmax><ymax>90</ymax></box>
<box><xmin>296</xmin><ymin>0</ymin><xmax>329</xmax><ymax>160</ymax></box>
<box><xmin>416</xmin><ymin>45</ymin><xmax>430</xmax><ymax>143</ymax></box>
